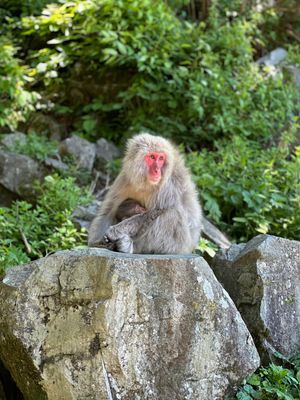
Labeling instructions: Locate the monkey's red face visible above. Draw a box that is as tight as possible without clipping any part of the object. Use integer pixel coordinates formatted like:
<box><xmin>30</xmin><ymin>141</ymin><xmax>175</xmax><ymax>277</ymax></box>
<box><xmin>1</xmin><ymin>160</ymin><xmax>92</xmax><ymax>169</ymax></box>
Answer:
<box><xmin>144</xmin><ymin>152</ymin><xmax>166</xmax><ymax>184</ymax></box>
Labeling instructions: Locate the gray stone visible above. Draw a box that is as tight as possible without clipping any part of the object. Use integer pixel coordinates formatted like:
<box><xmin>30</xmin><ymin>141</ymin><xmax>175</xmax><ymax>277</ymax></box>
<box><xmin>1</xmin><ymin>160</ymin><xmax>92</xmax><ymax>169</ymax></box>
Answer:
<box><xmin>0</xmin><ymin>249</ymin><xmax>259</xmax><ymax>400</ymax></box>
<box><xmin>95</xmin><ymin>138</ymin><xmax>120</xmax><ymax>168</ymax></box>
<box><xmin>257</xmin><ymin>48</ymin><xmax>288</xmax><ymax>66</ymax></box>
<box><xmin>59</xmin><ymin>136</ymin><xmax>96</xmax><ymax>171</ymax></box>
<box><xmin>72</xmin><ymin>200</ymin><xmax>101</xmax><ymax>230</ymax></box>
<box><xmin>0</xmin><ymin>151</ymin><xmax>46</xmax><ymax>199</ymax></box>
<box><xmin>0</xmin><ymin>132</ymin><xmax>27</xmax><ymax>149</ymax></box>
<box><xmin>44</xmin><ymin>157</ymin><xmax>69</xmax><ymax>171</ymax></box>
<box><xmin>210</xmin><ymin>235</ymin><xmax>300</xmax><ymax>362</ymax></box>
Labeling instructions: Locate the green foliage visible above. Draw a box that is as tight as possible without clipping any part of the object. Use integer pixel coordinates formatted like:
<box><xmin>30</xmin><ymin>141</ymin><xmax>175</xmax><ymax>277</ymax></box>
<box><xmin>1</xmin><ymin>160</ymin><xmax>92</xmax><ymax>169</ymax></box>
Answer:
<box><xmin>256</xmin><ymin>1</ymin><xmax>300</xmax><ymax>47</ymax></box>
<box><xmin>36</xmin><ymin>174</ymin><xmax>91</xmax><ymax>214</ymax></box>
<box><xmin>0</xmin><ymin>0</ymin><xmax>299</xmax><ymax>265</ymax></box>
<box><xmin>21</xmin><ymin>0</ymin><xmax>298</xmax><ymax>145</ymax></box>
<box><xmin>187</xmin><ymin>131</ymin><xmax>300</xmax><ymax>242</ymax></box>
<box><xmin>0</xmin><ymin>37</ymin><xmax>39</xmax><ymax>130</ymax></box>
<box><xmin>287</xmin><ymin>44</ymin><xmax>300</xmax><ymax>68</ymax></box>
<box><xmin>0</xmin><ymin>0</ymin><xmax>59</xmax><ymax>19</ymax></box>
<box><xmin>196</xmin><ymin>238</ymin><xmax>218</xmax><ymax>258</ymax></box>
<box><xmin>0</xmin><ymin>175</ymin><xmax>91</xmax><ymax>273</ymax></box>
<box><xmin>233</xmin><ymin>354</ymin><xmax>300</xmax><ymax>400</ymax></box>
<box><xmin>4</xmin><ymin>132</ymin><xmax>58</xmax><ymax>161</ymax></box>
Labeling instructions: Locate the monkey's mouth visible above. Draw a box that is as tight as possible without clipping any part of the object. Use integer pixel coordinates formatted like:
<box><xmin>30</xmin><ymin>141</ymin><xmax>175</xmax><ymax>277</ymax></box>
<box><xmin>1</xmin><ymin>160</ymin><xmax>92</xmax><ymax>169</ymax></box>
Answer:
<box><xmin>149</xmin><ymin>175</ymin><xmax>161</xmax><ymax>184</ymax></box>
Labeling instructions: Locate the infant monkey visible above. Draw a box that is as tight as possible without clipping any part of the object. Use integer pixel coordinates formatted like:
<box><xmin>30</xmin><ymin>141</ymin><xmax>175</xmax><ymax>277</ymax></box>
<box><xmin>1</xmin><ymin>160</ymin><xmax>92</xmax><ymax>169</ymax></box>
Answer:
<box><xmin>101</xmin><ymin>199</ymin><xmax>164</xmax><ymax>253</ymax></box>
<box><xmin>116</xmin><ymin>198</ymin><xmax>146</xmax><ymax>221</ymax></box>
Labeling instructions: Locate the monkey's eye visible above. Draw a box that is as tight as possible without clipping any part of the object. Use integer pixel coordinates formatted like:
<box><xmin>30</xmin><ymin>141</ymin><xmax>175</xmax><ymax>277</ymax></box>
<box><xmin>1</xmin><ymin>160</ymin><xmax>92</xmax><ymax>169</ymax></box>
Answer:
<box><xmin>150</xmin><ymin>154</ymin><xmax>155</xmax><ymax>159</ymax></box>
<box><xmin>159</xmin><ymin>156</ymin><xmax>164</xmax><ymax>160</ymax></box>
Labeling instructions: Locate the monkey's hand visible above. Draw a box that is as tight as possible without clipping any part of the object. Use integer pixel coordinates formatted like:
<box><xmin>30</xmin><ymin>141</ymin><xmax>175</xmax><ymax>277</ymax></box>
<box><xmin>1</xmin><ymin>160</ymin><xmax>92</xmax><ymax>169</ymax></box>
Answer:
<box><xmin>102</xmin><ymin>233</ymin><xmax>133</xmax><ymax>253</ymax></box>
<box><xmin>91</xmin><ymin>236</ymin><xmax>117</xmax><ymax>251</ymax></box>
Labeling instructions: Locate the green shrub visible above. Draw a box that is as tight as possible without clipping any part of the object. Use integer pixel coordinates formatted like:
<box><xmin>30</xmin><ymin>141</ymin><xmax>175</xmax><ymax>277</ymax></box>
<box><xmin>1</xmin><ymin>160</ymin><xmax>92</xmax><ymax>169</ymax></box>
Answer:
<box><xmin>255</xmin><ymin>0</ymin><xmax>300</xmax><ymax>48</ymax></box>
<box><xmin>0</xmin><ymin>175</ymin><xmax>91</xmax><ymax>273</ymax></box>
<box><xmin>3</xmin><ymin>132</ymin><xmax>58</xmax><ymax>161</ymax></box>
<box><xmin>0</xmin><ymin>0</ymin><xmax>59</xmax><ymax>19</ymax></box>
<box><xmin>0</xmin><ymin>37</ymin><xmax>39</xmax><ymax>130</ymax></box>
<box><xmin>21</xmin><ymin>0</ymin><xmax>298</xmax><ymax>145</ymax></box>
<box><xmin>232</xmin><ymin>353</ymin><xmax>300</xmax><ymax>400</ymax></box>
<box><xmin>187</xmin><ymin>132</ymin><xmax>300</xmax><ymax>242</ymax></box>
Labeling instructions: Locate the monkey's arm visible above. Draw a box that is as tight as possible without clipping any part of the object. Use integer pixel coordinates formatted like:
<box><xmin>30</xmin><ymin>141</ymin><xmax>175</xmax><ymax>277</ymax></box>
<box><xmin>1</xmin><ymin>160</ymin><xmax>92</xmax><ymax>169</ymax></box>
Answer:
<box><xmin>98</xmin><ymin>209</ymin><xmax>164</xmax><ymax>253</ymax></box>
<box><xmin>104</xmin><ymin>209</ymin><xmax>164</xmax><ymax>241</ymax></box>
<box><xmin>202</xmin><ymin>217</ymin><xmax>231</xmax><ymax>249</ymax></box>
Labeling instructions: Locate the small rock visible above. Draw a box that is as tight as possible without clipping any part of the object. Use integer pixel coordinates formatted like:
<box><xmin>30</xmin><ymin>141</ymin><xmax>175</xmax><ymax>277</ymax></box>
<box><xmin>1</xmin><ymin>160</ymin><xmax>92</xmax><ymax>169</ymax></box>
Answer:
<box><xmin>0</xmin><ymin>132</ymin><xmax>27</xmax><ymax>149</ymax></box>
<box><xmin>44</xmin><ymin>157</ymin><xmax>69</xmax><ymax>171</ymax></box>
<box><xmin>95</xmin><ymin>138</ymin><xmax>120</xmax><ymax>168</ymax></box>
<box><xmin>0</xmin><ymin>151</ymin><xmax>47</xmax><ymax>199</ymax></box>
<box><xmin>257</xmin><ymin>48</ymin><xmax>288</xmax><ymax>66</ymax></box>
<box><xmin>72</xmin><ymin>200</ymin><xmax>101</xmax><ymax>230</ymax></box>
<box><xmin>59</xmin><ymin>136</ymin><xmax>96</xmax><ymax>172</ymax></box>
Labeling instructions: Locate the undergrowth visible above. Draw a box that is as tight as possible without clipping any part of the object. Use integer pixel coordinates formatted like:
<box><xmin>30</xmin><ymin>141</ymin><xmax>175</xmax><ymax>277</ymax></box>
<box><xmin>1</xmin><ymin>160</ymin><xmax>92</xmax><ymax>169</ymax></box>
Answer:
<box><xmin>0</xmin><ymin>174</ymin><xmax>91</xmax><ymax>274</ymax></box>
<box><xmin>232</xmin><ymin>353</ymin><xmax>300</xmax><ymax>400</ymax></box>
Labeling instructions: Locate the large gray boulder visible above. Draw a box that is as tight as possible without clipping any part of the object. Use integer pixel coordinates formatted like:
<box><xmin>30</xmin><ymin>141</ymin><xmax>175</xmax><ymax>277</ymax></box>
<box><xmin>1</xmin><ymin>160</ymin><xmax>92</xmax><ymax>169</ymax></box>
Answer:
<box><xmin>0</xmin><ymin>151</ymin><xmax>47</xmax><ymax>199</ymax></box>
<box><xmin>210</xmin><ymin>235</ymin><xmax>300</xmax><ymax>362</ymax></box>
<box><xmin>0</xmin><ymin>249</ymin><xmax>260</xmax><ymax>400</ymax></box>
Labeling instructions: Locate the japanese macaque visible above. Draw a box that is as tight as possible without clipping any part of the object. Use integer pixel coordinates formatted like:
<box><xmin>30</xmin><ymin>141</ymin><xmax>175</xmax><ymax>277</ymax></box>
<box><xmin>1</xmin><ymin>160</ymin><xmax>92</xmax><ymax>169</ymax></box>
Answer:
<box><xmin>88</xmin><ymin>132</ymin><xmax>230</xmax><ymax>254</ymax></box>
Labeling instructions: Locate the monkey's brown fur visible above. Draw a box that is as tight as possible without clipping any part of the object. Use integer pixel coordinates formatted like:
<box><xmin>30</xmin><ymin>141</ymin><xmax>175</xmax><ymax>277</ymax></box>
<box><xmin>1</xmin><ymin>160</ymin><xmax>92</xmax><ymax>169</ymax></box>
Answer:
<box><xmin>88</xmin><ymin>133</ymin><xmax>203</xmax><ymax>254</ymax></box>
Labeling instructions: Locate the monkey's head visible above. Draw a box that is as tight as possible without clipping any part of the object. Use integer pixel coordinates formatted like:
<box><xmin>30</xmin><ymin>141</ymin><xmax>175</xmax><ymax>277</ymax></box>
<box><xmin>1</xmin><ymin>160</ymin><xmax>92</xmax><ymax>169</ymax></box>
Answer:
<box><xmin>123</xmin><ymin>133</ymin><xmax>176</xmax><ymax>188</ymax></box>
